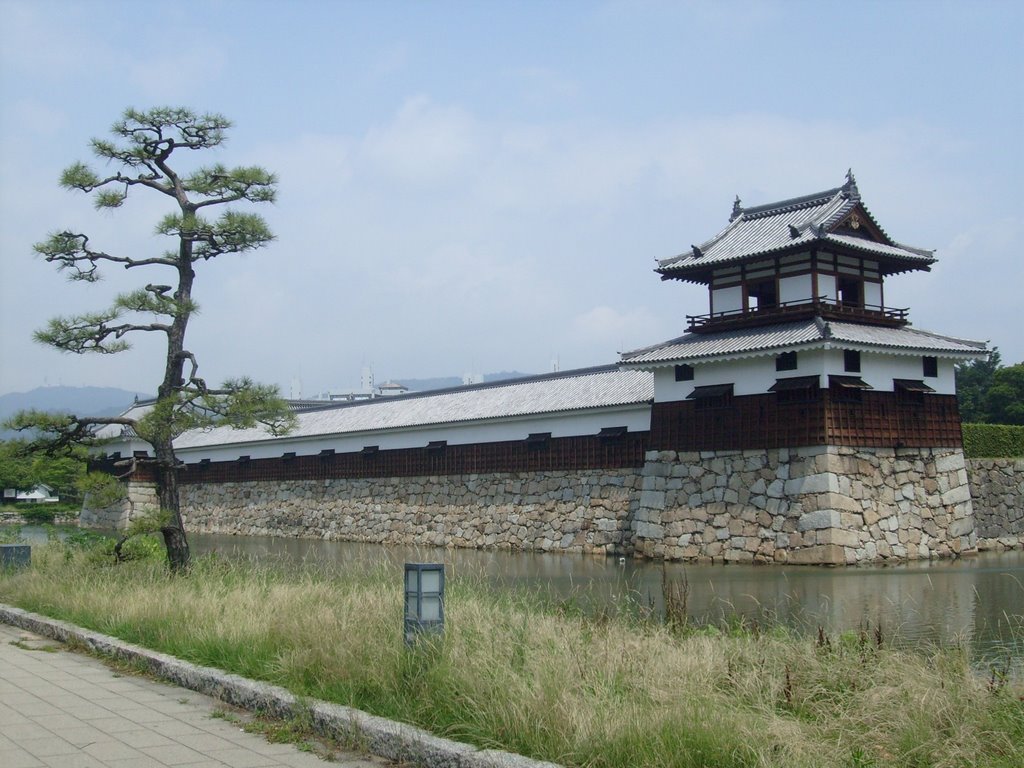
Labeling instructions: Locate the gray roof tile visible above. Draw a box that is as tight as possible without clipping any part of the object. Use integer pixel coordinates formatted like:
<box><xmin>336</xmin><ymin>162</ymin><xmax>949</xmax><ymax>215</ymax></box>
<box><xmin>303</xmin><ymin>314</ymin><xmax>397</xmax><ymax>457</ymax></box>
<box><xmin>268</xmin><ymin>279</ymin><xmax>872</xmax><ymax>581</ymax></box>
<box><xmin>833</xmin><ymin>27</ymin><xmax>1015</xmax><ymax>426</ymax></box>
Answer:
<box><xmin>172</xmin><ymin>366</ymin><xmax>654</xmax><ymax>449</ymax></box>
<box><xmin>620</xmin><ymin>319</ymin><xmax>987</xmax><ymax>365</ymax></box>
<box><xmin>657</xmin><ymin>175</ymin><xmax>935</xmax><ymax>280</ymax></box>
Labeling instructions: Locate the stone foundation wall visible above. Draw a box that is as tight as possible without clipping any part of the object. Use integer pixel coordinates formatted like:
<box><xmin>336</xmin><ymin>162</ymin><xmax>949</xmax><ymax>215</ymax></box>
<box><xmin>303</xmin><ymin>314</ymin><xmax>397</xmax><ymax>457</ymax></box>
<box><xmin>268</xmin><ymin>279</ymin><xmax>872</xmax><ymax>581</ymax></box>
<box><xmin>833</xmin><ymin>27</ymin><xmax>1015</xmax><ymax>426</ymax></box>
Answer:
<box><xmin>968</xmin><ymin>458</ymin><xmax>1024</xmax><ymax>550</ymax></box>
<box><xmin>631</xmin><ymin>446</ymin><xmax>976</xmax><ymax>565</ymax></box>
<box><xmin>88</xmin><ymin>446</ymin><xmax>988</xmax><ymax>565</ymax></box>
<box><xmin>0</xmin><ymin>509</ymin><xmax>78</xmax><ymax>526</ymax></box>
<box><xmin>180</xmin><ymin>470</ymin><xmax>641</xmax><ymax>554</ymax></box>
<box><xmin>80</xmin><ymin>481</ymin><xmax>158</xmax><ymax>530</ymax></box>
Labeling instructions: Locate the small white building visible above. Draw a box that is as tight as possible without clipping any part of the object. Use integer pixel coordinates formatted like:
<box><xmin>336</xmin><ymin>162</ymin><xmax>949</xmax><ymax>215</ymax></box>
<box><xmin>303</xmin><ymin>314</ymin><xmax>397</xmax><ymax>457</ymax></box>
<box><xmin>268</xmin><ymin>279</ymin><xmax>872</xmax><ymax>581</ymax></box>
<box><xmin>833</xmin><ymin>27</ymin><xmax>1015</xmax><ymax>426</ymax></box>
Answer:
<box><xmin>15</xmin><ymin>484</ymin><xmax>59</xmax><ymax>504</ymax></box>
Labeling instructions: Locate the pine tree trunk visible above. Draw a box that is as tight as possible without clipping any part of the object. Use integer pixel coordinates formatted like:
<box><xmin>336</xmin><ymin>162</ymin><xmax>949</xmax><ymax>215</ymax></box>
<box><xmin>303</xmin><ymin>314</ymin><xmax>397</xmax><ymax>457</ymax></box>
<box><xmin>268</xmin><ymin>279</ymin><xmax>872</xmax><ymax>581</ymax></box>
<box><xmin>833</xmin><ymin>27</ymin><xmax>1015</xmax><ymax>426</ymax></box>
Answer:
<box><xmin>156</xmin><ymin>446</ymin><xmax>190</xmax><ymax>572</ymax></box>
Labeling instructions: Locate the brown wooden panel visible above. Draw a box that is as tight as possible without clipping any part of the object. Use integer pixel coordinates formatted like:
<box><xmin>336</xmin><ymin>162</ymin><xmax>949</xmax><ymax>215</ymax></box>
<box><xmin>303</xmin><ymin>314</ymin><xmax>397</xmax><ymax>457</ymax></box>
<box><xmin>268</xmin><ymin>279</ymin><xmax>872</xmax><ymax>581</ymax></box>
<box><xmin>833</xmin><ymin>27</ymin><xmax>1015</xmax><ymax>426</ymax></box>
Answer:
<box><xmin>651</xmin><ymin>392</ymin><xmax>962</xmax><ymax>450</ymax></box>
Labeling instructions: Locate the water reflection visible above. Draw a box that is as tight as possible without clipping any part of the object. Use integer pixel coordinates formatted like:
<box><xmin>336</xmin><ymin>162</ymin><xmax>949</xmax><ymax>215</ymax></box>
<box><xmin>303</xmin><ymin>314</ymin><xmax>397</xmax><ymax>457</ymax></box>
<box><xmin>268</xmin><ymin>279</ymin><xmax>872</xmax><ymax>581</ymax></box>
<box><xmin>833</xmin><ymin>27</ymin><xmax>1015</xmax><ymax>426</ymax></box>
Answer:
<box><xmin>189</xmin><ymin>533</ymin><xmax>1024</xmax><ymax>670</ymax></box>
<box><xmin>8</xmin><ymin>524</ymin><xmax>1020</xmax><ymax>672</ymax></box>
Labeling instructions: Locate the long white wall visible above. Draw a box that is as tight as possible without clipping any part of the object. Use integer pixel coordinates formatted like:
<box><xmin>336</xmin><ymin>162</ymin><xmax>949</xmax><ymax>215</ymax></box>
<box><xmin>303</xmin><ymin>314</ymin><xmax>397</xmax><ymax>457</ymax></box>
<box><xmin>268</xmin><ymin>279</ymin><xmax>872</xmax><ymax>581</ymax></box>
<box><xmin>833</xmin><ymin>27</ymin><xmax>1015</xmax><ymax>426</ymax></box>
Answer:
<box><xmin>168</xmin><ymin>404</ymin><xmax>652</xmax><ymax>464</ymax></box>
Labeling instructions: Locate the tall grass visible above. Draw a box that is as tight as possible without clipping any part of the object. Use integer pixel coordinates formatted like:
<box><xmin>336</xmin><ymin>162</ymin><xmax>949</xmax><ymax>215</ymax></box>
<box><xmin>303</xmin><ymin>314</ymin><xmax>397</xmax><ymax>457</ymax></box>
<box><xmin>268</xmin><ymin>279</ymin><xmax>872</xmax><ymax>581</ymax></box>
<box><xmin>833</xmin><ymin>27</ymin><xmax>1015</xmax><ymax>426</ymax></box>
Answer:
<box><xmin>2</xmin><ymin>542</ymin><xmax>1022</xmax><ymax>768</ymax></box>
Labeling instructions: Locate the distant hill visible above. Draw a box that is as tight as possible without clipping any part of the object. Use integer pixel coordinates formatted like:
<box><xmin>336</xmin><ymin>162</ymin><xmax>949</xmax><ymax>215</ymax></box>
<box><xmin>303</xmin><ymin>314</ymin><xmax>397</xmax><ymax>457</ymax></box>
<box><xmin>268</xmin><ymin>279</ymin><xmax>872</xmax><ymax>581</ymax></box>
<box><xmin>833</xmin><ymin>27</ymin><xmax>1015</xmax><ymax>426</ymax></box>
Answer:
<box><xmin>398</xmin><ymin>371</ymin><xmax>534</xmax><ymax>392</ymax></box>
<box><xmin>0</xmin><ymin>386</ymin><xmax>151</xmax><ymax>440</ymax></box>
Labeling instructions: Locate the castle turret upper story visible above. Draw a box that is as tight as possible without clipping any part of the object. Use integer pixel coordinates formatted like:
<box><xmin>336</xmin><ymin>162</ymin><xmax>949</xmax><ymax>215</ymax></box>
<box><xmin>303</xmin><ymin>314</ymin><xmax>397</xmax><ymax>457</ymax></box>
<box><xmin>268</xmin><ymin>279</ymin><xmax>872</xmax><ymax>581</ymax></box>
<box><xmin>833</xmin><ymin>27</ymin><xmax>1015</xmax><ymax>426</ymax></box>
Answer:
<box><xmin>621</xmin><ymin>173</ymin><xmax>988</xmax><ymax>451</ymax></box>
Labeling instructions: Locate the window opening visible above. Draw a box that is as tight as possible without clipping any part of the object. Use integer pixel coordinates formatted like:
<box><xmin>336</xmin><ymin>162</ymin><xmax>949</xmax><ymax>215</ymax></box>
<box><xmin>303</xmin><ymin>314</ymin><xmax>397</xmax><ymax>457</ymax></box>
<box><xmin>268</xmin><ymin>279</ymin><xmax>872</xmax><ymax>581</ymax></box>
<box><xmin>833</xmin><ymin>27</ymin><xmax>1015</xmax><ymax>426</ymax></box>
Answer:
<box><xmin>776</xmin><ymin>351</ymin><xmax>798</xmax><ymax>371</ymax></box>
<box><xmin>922</xmin><ymin>356</ymin><xmax>938</xmax><ymax>378</ymax></box>
<box><xmin>837</xmin><ymin>276</ymin><xmax>863</xmax><ymax>307</ymax></box>
<box><xmin>526</xmin><ymin>432</ymin><xmax>552</xmax><ymax>450</ymax></box>
<box><xmin>895</xmin><ymin>379</ymin><xmax>934</xmax><ymax>406</ymax></box>
<box><xmin>747</xmin><ymin>279</ymin><xmax>777</xmax><ymax>311</ymax></box>
<box><xmin>829</xmin><ymin>375</ymin><xmax>871</xmax><ymax>404</ymax></box>
<box><xmin>687</xmin><ymin>383</ymin><xmax>734</xmax><ymax>410</ymax></box>
<box><xmin>769</xmin><ymin>375</ymin><xmax>819</xmax><ymax>404</ymax></box>
<box><xmin>844</xmin><ymin>350</ymin><xmax>861</xmax><ymax>373</ymax></box>
<box><xmin>598</xmin><ymin>426</ymin><xmax>628</xmax><ymax>442</ymax></box>
<box><xmin>674</xmin><ymin>364</ymin><xmax>694</xmax><ymax>382</ymax></box>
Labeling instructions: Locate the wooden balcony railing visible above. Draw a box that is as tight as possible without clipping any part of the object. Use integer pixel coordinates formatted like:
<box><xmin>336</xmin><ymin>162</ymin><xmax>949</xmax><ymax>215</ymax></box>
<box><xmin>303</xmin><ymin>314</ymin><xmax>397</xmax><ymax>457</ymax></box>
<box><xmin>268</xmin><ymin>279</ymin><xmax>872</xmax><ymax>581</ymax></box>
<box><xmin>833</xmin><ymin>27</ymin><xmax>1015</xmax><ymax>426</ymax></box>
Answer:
<box><xmin>685</xmin><ymin>299</ymin><xmax>909</xmax><ymax>332</ymax></box>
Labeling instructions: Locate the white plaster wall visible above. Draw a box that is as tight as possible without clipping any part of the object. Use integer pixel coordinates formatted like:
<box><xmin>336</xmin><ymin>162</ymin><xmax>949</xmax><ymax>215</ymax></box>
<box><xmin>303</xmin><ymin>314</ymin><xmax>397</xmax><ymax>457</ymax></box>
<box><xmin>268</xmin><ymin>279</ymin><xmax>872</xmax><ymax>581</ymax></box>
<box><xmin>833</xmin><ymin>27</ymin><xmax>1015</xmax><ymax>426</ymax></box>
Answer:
<box><xmin>822</xmin><ymin>349</ymin><xmax>955</xmax><ymax>394</ymax></box>
<box><xmin>711</xmin><ymin>285</ymin><xmax>743</xmax><ymax>314</ymax></box>
<box><xmin>818</xmin><ymin>273</ymin><xmax>836</xmax><ymax>301</ymax></box>
<box><xmin>652</xmin><ymin>346</ymin><xmax>957</xmax><ymax>403</ymax></box>
<box><xmin>779</xmin><ymin>274</ymin><xmax>813</xmax><ymax>304</ymax></box>
<box><xmin>864</xmin><ymin>281</ymin><xmax>882</xmax><ymax>307</ymax></box>
<box><xmin>654</xmin><ymin>350</ymin><xmax>827</xmax><ymax>401</ymax></box>
<box><xmin>169</xmin><ymin>404</ymin><xmax>652</xmax><ymax>464</ymax></box>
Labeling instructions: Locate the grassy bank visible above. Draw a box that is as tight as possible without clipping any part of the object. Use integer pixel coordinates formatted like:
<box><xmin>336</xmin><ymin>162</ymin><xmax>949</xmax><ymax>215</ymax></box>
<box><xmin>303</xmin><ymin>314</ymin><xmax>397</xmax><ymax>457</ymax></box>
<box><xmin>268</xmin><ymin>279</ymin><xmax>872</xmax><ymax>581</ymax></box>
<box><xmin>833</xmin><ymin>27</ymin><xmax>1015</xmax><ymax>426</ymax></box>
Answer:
<box><xmin>1</xmin><ymin>540</ymin><xmax>1022</xmax><ymax>768</ymax></box>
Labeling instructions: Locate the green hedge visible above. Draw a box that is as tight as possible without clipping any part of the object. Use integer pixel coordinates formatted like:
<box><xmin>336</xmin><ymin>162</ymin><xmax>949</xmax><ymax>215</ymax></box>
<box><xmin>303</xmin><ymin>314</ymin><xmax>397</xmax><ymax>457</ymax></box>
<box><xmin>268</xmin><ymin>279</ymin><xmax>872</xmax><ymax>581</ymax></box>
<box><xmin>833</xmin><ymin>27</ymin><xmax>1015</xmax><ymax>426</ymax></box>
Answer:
<box><xmin>962</xmin><ymin>423</ymin><xmax>1024</xmax><ymax>458</ymax></box>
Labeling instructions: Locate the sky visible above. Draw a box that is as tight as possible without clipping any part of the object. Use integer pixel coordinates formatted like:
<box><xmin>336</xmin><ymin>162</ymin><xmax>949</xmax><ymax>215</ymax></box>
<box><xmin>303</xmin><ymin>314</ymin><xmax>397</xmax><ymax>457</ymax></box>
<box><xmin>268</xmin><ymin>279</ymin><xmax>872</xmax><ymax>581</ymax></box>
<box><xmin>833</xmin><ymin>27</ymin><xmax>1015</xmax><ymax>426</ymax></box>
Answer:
<box><xmin>1</xmin><ymin>0</ymin><xmax>1022</xmax><ymax>399</ymax></box>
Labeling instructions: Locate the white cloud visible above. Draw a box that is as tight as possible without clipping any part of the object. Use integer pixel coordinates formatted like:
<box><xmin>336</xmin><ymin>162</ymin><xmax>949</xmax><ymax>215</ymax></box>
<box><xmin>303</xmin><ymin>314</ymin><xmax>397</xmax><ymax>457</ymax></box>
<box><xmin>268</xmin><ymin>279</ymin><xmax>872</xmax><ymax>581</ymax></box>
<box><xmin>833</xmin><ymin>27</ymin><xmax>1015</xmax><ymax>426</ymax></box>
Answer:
<box><xmin>361</xmin><ymin>96</ymin><xmax>481</xmax><ymax>185</ymax></box>
<box><xmin>568</xmin><ymin>305</ymin><xmax>662</xmax><ymax>353</ymax></box>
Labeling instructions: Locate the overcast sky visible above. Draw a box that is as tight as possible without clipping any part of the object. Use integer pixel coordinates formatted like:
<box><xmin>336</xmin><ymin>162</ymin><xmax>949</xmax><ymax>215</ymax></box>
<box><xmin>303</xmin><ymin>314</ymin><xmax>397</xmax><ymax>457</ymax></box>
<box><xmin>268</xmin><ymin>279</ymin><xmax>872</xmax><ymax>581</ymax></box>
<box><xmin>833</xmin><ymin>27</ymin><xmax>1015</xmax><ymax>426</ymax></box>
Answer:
<box><xmin>1</xmin><ymin>0</ymin><xmax>1021</xmax><ymax>399</ymax></box>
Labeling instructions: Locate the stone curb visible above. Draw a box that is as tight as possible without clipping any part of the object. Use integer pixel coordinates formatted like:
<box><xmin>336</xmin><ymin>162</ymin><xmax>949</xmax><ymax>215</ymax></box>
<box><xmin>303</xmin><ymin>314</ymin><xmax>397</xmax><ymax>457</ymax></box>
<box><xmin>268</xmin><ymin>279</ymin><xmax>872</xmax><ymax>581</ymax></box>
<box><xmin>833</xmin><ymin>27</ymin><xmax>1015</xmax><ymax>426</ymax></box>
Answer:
<box><xmin>0</xmin><ymin>604</ymin><xmax>561</xmax><ymax>768</ymax></box>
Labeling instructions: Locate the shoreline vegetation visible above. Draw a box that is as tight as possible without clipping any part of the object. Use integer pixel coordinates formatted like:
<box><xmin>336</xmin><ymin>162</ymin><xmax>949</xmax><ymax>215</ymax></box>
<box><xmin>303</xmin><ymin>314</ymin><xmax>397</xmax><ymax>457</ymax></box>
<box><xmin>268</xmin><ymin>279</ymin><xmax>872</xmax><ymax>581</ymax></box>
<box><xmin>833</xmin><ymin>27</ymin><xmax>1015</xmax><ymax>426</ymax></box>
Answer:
<box><xmin>1</xmin><ymin>534</ymin><xmax>1022</xmax><ymax>768</ymax></box>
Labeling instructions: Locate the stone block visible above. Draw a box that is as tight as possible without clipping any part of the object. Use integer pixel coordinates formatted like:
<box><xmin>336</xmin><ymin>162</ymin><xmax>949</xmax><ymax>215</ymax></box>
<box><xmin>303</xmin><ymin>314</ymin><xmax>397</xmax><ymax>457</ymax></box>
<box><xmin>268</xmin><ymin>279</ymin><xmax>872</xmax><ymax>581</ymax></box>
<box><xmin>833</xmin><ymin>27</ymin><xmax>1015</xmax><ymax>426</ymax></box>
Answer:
<box><xmin>798</xmin><ymin>509</ymin><xmax>841</xmax><ymax>531</ymax></box>
<box><xmin>788</xmin><ymin>544</ymin><xmax>845</xmax><ymax>565</ymax></box>
<box><xmin>785</xmin><ymin>472</ymin><xmax>837</xmax><ymax>496</ymax></box>
<box><xmin>639</xmin><ymin>490</ymin><xmax>666</xmax><ymax>511</ymax></box>
<box><xmin>818</xmin><ymin>528</ymin><xmax>860</xmax><ymax>548</ymax></box>
<box><xmin>941</xmin><ymin>485</ymin><xmax>972</xmax><ymax>506</ymax></box>
<box><xmin>935</xmin><ymin>451</ymin><xmax>965</xmax><ymax>474</ymax></box>
<box><xmin>948</xmin><ymin>517</ymin><xmax>975</xmax><ymax>537</ymax></box>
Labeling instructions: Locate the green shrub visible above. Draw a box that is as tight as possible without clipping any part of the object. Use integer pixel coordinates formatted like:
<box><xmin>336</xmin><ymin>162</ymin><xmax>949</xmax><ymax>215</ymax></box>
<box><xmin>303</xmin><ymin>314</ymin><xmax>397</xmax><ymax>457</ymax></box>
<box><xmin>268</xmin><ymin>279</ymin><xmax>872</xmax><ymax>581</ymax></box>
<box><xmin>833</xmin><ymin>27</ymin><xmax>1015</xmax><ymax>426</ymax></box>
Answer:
<box><xmin>962</xmin><ymin>423</ymin><xmax>1024</xmax><ymax>458</ymax></box>
<box><xmin>18</xmin><ymin>506</ymin><xmax>56</xmax><ymax>525</ymax></box>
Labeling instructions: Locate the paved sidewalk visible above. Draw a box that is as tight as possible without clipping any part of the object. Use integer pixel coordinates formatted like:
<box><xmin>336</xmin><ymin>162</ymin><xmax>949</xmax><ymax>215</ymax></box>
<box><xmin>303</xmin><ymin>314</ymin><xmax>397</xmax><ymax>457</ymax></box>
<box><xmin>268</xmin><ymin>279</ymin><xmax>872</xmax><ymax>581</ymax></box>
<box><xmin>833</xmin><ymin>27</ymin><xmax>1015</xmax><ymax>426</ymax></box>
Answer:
<box><xmin>0</xmin><ymin>622</ymin><xmax>388</xmax><ymax>768</ymax></box>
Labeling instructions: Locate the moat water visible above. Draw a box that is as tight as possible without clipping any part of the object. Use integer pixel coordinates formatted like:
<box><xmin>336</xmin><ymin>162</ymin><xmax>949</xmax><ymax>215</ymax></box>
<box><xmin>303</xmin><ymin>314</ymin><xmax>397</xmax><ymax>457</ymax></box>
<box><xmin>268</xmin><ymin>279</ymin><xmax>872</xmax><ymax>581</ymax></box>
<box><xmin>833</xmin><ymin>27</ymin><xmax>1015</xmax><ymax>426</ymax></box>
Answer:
<box><xmin>8</xmin><ymin>525</ymin><xmax>1022</xmax><ymax>674</ymax></box>
<box><xmin>188</xmin><ymin>532</ymin><xmax>1024</xmax><ymax>673</ymax></box>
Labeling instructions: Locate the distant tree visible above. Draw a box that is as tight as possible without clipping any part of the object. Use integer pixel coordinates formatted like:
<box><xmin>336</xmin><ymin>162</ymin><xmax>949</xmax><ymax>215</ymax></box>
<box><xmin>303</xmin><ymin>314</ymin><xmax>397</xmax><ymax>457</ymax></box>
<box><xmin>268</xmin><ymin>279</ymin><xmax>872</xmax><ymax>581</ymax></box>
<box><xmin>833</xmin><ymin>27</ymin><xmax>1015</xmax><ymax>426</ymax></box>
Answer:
<box><xmin>6</xmin><ymin>108</ymin><xmax>295</xmax><ymax>571</ymax></box>
<box><xmin>0</xmin><ymin>440</ymin><xmax>34</xmax><ymax>494</ymax></box>
<box><xmin>987</xmin><ymin>363</ymin><xmax>1024</xmax><ymax>425</ymax></box>
<box><xmin>956</xmin><ymin>348</ymin><xmax>1002</xmax><ymax>423</ymax></box>
<box><xmin>0</xmin><ymin>439</ymin><xmax>87</xmax><ymax>502</ymax></box>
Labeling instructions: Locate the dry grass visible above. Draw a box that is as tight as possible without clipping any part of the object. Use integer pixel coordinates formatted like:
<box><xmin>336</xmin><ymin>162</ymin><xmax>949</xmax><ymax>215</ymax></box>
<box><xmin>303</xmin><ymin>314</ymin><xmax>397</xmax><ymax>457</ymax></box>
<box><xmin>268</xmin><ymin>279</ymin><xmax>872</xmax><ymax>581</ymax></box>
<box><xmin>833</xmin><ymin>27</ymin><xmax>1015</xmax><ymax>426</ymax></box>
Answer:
<box><xmin>2</xmin><ymin>542</ymin><xmax>1022</xmax><ymax>768</ymax></box>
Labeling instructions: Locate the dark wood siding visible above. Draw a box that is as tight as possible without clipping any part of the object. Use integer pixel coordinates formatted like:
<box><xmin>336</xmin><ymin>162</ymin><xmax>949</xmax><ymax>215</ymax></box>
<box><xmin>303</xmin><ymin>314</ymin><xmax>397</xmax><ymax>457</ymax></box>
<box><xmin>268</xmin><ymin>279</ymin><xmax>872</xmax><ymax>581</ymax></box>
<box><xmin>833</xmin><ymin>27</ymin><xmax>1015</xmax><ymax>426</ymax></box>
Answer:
<box><xmin>91</xmin><ymin>433</ymin><xmax>650</xmax><ymax>485</ymax></box>
<box><xmin>651</xmin><ymin>392</ymin><xmax>962</xmax><ymax>450</ymax></box>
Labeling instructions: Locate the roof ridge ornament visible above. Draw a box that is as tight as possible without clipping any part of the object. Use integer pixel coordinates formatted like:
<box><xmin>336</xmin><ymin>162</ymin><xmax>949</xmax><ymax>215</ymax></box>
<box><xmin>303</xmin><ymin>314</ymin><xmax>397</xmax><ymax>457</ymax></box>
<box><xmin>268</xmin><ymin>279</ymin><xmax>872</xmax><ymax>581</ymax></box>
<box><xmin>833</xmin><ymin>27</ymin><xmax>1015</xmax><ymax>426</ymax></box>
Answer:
<box><xmin>814</xmin><ymin>316</ymin><xmax>832</xmax><ymax>339</ymax></box>
<box><xmin>729</xmin><ymin>195</ymin><xmax>743</xmax><ymax>221</ymax></box>
<box><xmin>842</xmin><ymin>168</ymin><xmax>860</xmax><ymax>201</ymax></box>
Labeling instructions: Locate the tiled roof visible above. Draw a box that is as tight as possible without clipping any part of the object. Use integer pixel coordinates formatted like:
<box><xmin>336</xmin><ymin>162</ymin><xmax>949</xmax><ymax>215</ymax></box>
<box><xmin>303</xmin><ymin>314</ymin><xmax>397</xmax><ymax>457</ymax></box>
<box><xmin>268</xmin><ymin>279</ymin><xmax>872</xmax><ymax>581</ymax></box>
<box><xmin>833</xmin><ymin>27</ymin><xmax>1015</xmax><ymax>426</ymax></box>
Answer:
<box><xmin>172</xmin><ymin>366</ymin><xmax>654</xmax><ymax>449</ymax></box>
<box><xmin>826</xmin><ymin>322</ymin><xmax>988</xmax><ymax>353</ymax></box>
<box><xmin>656</xmin><ymin>173</ymin><xmax>935</xmax><ymax>281</ymax></box>
<box><xmin>620</xmin><ymin>319</ymin><xmax>987</xmax><ymax>366</ymax></box>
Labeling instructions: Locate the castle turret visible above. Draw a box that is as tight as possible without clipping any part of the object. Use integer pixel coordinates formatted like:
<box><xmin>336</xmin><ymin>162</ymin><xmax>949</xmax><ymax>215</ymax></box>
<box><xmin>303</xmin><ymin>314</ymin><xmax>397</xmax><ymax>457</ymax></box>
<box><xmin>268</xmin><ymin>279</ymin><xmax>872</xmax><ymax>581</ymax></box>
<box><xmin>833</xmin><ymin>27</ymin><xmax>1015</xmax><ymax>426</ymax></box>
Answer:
<box><xmin>621</xmin><ymin>174</ymin><xmax>988</xmax><ymax>564</ymax></box>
